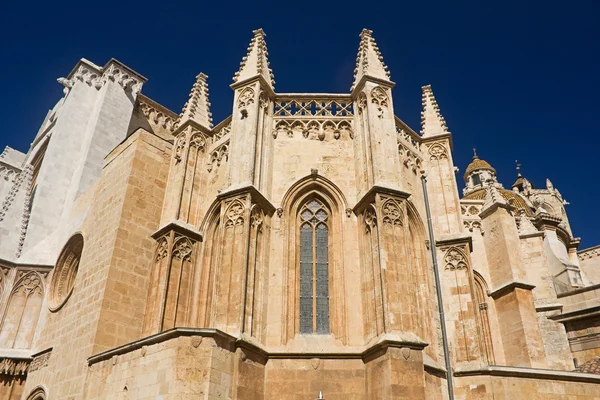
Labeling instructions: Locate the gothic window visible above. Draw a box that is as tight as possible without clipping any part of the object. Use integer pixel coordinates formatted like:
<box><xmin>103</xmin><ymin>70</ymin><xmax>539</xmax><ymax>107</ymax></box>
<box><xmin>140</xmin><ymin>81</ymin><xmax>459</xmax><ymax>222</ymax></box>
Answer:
<box><xmin>299</xmin><ymin>199</ymin><xmax>329</xmax><ymax>334</ymax></box>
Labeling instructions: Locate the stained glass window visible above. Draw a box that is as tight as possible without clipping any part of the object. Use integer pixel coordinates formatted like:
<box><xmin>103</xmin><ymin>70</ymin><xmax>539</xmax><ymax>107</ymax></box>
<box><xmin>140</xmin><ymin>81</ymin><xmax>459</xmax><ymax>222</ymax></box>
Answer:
<box><xmin>299</xmin><ymin>199</ymin><xmax>329</xmax><ymax>334</ymax></box>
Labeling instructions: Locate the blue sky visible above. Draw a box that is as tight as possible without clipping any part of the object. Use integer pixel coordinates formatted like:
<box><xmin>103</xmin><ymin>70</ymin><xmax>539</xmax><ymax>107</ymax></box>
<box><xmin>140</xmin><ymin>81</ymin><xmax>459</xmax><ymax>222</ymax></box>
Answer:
<box><xmin>1</xmin><ymin>1</ymin><xmax>598</xmax><ymax>248</ymax></box>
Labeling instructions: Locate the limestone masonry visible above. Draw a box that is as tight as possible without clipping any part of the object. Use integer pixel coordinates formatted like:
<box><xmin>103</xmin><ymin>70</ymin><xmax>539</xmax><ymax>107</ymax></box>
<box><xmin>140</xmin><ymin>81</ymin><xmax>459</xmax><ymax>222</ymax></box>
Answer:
<box><xmin>1</xmin><ymin>28</ymin><xmax>599</xmax><ymax>399</ymax></box>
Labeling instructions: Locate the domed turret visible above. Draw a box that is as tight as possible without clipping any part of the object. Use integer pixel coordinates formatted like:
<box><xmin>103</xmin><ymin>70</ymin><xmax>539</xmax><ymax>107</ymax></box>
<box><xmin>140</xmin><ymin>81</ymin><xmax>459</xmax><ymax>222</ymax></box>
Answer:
<box><xmin>511</xmin><ymin>161</ymin><xmax>533</xmax><ymax>193</ymax></box>
<box><xmin>463</xmin><ymin>149</ymin><xmax>497</xmax><ymax>190</ymax></box>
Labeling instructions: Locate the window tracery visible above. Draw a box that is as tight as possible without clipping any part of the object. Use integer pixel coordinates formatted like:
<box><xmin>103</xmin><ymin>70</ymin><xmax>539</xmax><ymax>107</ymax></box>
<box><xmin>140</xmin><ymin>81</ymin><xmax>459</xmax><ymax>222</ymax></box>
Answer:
<box><xmin>49</xmin><ymin>234</ymin><xmax>84</xmax><ymax>311</ymax></box>
<box><xmin>299</xmin><ymin>199</ymin><xmax>330</xmax><ymax>334</ymax></box>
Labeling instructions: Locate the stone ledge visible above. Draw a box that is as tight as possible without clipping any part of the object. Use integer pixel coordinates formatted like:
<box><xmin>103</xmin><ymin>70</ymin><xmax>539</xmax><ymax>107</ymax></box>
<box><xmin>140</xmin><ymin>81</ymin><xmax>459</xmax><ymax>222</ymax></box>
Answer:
<box><xmin>489</xmin><ymin>280</ymin><xmax>536</xmax><ymax>299</ymax></box>
<box><xmin>454</xmin><ymin>365</ymin><xmax>600</xmax><ymax>383</ymax></box>
<box><xmin>87</xmin><ymin>328</ymin><xmax>236</xmax><ymax>366</ymax></box>
<box><xmin>535</xmin><ymin>303</ymin><xmax>563</xmax><ymax>312</ymax></box>
<box><xmin>549</xmin><ymin>305</ymin><xmax>600</xmax><ymax>323</ymax></box>
<box><xmin>557</xmin><ymin>283</ymin><xmax>600</xmax><ymax>299</ymax></box>
<box><xmin>87</xmin><ymin>327</ymin><xmax>429</xmax><ymax>367</ymax></box>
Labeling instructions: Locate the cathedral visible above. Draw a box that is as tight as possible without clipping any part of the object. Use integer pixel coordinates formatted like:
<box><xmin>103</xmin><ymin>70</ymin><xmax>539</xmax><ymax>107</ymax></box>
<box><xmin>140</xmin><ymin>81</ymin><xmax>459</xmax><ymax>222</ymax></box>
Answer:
<box><xmin>1</xmin><ymin>28</ymin><xmax>600</xmax><ymax>399</ymax></box>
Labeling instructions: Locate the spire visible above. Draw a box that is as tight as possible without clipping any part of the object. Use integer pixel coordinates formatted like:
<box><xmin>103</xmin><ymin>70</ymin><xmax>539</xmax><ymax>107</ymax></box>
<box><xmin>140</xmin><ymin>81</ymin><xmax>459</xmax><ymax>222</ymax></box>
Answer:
<box><xmin>232</xmin><ymin>29</ymin><xmax>275</xmax><ymax>89</ymax></box>
<box><xmin>179</xmin><ymin>73</ymin><xmax>213</xmax><ymax>129</ymax></box>
<box><xmin>351</xmin><ymin>29</ymin><xmax>391</xmax><ymax>91</ymax></box>
<box><xmin>420</xmin><ymin>85</ymin><xmax>449</xmax><ymax>137</ymax></box>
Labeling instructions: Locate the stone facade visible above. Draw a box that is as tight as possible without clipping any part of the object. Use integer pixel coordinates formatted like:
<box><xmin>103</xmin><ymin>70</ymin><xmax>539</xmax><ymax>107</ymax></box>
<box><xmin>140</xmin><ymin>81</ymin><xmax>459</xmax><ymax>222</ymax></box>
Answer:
<box><xmin>0</xmin><ymin>28</ymin><xmax>599</xmax><ymax>399</ymax></box>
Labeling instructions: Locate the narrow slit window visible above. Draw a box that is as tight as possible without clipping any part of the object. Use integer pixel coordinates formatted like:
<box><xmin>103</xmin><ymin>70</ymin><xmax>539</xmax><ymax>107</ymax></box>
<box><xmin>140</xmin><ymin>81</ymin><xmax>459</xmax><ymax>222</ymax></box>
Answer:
<box><xmin>299</xmin><ymin>199</ymin><xmax>330</xmax><ymax>334</ymax></box>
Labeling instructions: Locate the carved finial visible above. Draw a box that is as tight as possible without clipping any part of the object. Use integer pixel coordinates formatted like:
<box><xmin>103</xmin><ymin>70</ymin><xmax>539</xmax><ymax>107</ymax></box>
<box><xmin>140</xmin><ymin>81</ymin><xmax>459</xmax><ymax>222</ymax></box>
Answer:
<box><xmin>515</xmin><ymin>160</ymin><xmax>522</xmax><ymax>177</ymax></box>
<box><xmin>546</xmin><ymin>178</ymin><xmax>554</xmax><ymax>191</ymax></box>
<box><xmin>473</xmin><ymin>148</ymin><xmax>478</xmax><ymax>159</ymax></box>
<box><xmin>233</xmin><ymin>28</ymin><xmax>275</xmax><ymax>88</ymax></box>
<box><xmin>311</xmin><ymin>168</ymin><xmax>318</xmax><ymax>175</ymax></box>
<box><xmin>316</xmin><ymin>392</ymin><xmax>325</xmax><ymax>400</ymax></box>
<box><xmin>481</xmin><ymin>181</ymin><xmax>508</xmax><ymax>216</ymax></box>
<box><xmin>351</xmin><ymin>28</ymin><xmax>391</xmax><ymax>91</ymax></box>
<box><xmin>420</xmin><ymin>84</ymin><xmax>450</xmax><ymax>137</ymax></box>
<box><xmin>179</xmin><ymin>72</ymin><xmax>213</xmax><ymax>129</ymax></box>
<box><xmin>516</xmin><ymin>209</ymin><xmax>538</xmax><ymax>235</ymax></box>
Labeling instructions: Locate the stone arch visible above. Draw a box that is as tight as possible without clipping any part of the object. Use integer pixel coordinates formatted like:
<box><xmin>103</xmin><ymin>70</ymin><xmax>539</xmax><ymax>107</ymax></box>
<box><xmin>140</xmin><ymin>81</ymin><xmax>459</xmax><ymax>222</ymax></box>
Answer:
<box><xmin>26</xmin><ymin>386</ymin><xmax>47</xmax><ymax>400</ymax></box>
<box><xmin>0</xmin><ymin>271</ymin><xmax>44</xmax><ymax>349</ymax></box>
<box><xmin>281</xmin><ymin>174</ymin><xmax>348</xmax><ymax>344</ymax></box>
<box><xmin>192</xmin><ymin>203</ymin><xmax>222</xmax><ymax>328</ymax></box>
<box><xmin>472</xmin><ymin>272</ymin><xmax>495</xmax><ymax>364</ymax></box>
<box><xmin>48</xmin><ymin>233</ymin><xmax>84</xmax><ymax>312</ymax></box>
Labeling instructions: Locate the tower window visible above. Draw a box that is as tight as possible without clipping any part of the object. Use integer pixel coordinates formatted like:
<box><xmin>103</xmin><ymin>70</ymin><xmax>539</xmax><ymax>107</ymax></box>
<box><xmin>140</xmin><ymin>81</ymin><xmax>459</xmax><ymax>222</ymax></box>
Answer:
<box><xmin>299</xmin><ymin>199</ymin><xmax>330</xmax><ymax>334</ymax></box>
<box><xmin>472</xmin><ymin>174</ymin><xmax>481</xmax><ymax>186</ymax></box>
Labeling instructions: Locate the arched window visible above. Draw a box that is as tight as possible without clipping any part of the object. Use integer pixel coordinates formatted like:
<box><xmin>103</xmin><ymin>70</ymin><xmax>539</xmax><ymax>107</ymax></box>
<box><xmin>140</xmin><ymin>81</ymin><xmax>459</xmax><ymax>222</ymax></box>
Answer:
<box><xmin>472</xmin><ymin>173</ymin><xmax>481</xmax><ymax>186</ymax></box>
<box><xmin>299</xmin><ymin>199</ymin><xmax>329</xmax><ymax>334</ymax></box>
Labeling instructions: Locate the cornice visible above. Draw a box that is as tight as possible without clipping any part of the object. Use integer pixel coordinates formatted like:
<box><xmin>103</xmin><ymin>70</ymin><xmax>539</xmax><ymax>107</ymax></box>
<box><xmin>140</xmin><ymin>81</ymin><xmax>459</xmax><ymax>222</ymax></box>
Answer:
<box><xmin>230</xmin><ymin>75</ymin><xmax>276</xmax><ymax>98</ymax></box>
<box><xmin>436</xmin><ymin>233</ymin><xmax>473</xmax><ymax>252</ymax></box>
<box><xmin>489</xmin><ymin>280</ymin><xmax>536</xmax><ymax>299</ymax></box>
<box><xmin>353</xmin><ymin>185</ymin><xmax>411</xmax><ymax>214</ymax></box>
<box><xmin>350</xmin><ymin>75</ymin><xmax>395</xmax><ymax>99</ymax></box>
<box><xmin>420</xmin><ymin>133</ymin><xmax>454</xmax><ymax>151</ymax></box>
<box><xmin>151</xmin><ymin>220</ymin><xmax>203</xmax><ymax>242</ymax></box>
<box><xmin>217</xmin><ymin>185</ymin><xmax>276</xmax><ymax>216</ymax></box>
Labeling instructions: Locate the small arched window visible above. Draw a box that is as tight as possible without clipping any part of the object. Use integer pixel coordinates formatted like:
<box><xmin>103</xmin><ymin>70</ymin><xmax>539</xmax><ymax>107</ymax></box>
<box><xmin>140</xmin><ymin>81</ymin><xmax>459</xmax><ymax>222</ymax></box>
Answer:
<box><xmin>472</xmin><ymin>174</ymin><xmax>481</xmax><ymax>186</ymax></box>
<box><xmin>299</xmin><ymin>199</ymin><xmax>329</xmax><ymax>334</ymax></box>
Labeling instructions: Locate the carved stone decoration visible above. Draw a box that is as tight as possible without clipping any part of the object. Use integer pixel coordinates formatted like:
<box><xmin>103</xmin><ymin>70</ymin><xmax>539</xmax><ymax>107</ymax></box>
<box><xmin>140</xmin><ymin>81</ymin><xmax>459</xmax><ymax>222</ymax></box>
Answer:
<box><xmin>29</xmin><ymin>350</ymin><xmax>51</xmax><ymax>372</ymax></box>
<box><xmin>49</xmin><ymin>234</ymin><xmax>84</xmax><ymax>312</ymax></box>
<box><xmin>155</xmin><ymin>236</ymin><xmax>169</xmax><ymax>262</ymax></box>
<box><xmin>251</xmin><ymin>206</ymin><xmax>264</xmax><ymax>231</ymax></box>
<box><xmin>208</xmin><ymin>141</ymin><xmax>229</xmax><ymax>172</ymax></box>
<box><xmin>238</xmin><ymin>87</ymin><xmax>255</xmax><ymax>112</ymax></box>
<box><xmin>259</xmin><ymin>92</ymin><xmax>268</xmax><ymax>109</ymax></box>
<box><xmin>357</xmin><ymin>92</ymin><xmax>368</xmax><ymax>113</ymax></box>
<box><xmin>382</xmin><ymin>200</ymin><xmax>403</xmax><ymax>226</ymax></box>
<box><xmin>310</xmin><ymin>358</ymin><xmax>320</xmax><ymax>370</ymax></box>
<box><xmin>401</xmin><ymin>347</ymin><xmax>411</xmax><ymax>360</ymax></box>
<box><xmin>172</xmin><ymin>237</ymin><xmax>193</xmax><ymax>261</ymax></box>
<box><xmin>370</xmin><ymin>86</ymin><xmax>388</xmax><ymax>119</ymax></box>
<box><xmin>189</xmin><ymin>133</ymin><xmax>206</xmax><ymax>152</ymax></box>
<box><xmin>443</xmin><ymin>247</ymin><xmax>468</xmax><ymax>271</ymax></box>
<box><xmin>71</xmin><ymin>64</ymin><xmax>102</xmax><ymax>89</ymax></box>
<box><xmin>138</xmin><ymin>100</ymin><xmax>176</xmax><ymax>133</ymax></box>
<box><xmin>102</xmin><ymin>63</ymin><xmax>143</xmax><ymax>93</ymax></box>
<box><xmin>191</xmin><ymin>336</ymin><xmax>203</xmax><ymax>348</ymax></box>
<box><xmin>174</xmin><ymin>135</ymin><xmax>187</xmax><ymax>164</ymax></box>
<box><xmin>0</xmin><ymin>358</ymin><xmax>29</xmax><ymax>376</ymax></box>
<box><xmin>364</xmin><ymin>207</ymin><xmax>377</xmax><ymax>232</ymax></box>
<box><xmin>428</xmin><ymin>143</ymin><xmax>448</xmax><ymax>161</ymax></box>
<box><xmin>225</xmin><ymin>200</ymin><xmax>245</xmax><ymax>228</ymax></box>
<box><xmin>276</xmin><ymin>208</ymin><xmax>283</xmax><ymax>218</ymax></box>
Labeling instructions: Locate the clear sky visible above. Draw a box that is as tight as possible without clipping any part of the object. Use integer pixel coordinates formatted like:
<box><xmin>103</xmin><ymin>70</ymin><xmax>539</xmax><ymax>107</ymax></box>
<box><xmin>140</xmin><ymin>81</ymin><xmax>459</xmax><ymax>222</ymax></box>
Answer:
<box><xmin>1</xmin><ymin>0</ymin><xmax>598</xmax><ymax>248</ymax></box>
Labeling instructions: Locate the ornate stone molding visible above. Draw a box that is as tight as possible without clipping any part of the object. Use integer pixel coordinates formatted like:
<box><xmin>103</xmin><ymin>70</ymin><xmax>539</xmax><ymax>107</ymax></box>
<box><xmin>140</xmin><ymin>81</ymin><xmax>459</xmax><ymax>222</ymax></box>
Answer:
<box><xmin>426</xmin><ymin>142</ymin><xmax>449</xmax><ymax>161</ymax></box>
<box><xmin>0</xmin><ymin>357</ymin><xmax>29</xmax><ymax>376</ymax></box>
<box><xmin>207</xmin><ymin>140</ymin><xmax>229</xmax><ymax>172</ymax></box>
<box><xmin>16</xmin><ymin>165</ymin><xmax>34</xmax><ymax>257</ymax></box>
<box><xmin>0</xmin><ymin>166</ymin><xmax>28</xmax><ymax>225</ymax></box>
<box><xmin>138</xmin><ymin>98</ymin><xmax>177</xmax><ymax>133</ymax></box>
<box><xmin>272</xmin><ymin>119</ymin><xmax>353</xmax><ymax>141</ymax></box>
<box><xmin>443</xmin><ymin>247</ymin><xmax>469</xmax><ymax>271</ymax></box>
<box><xmin>29</xmin><ymin>348</ymin><xmax>52</xmax><ymax>373</ymax></box>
